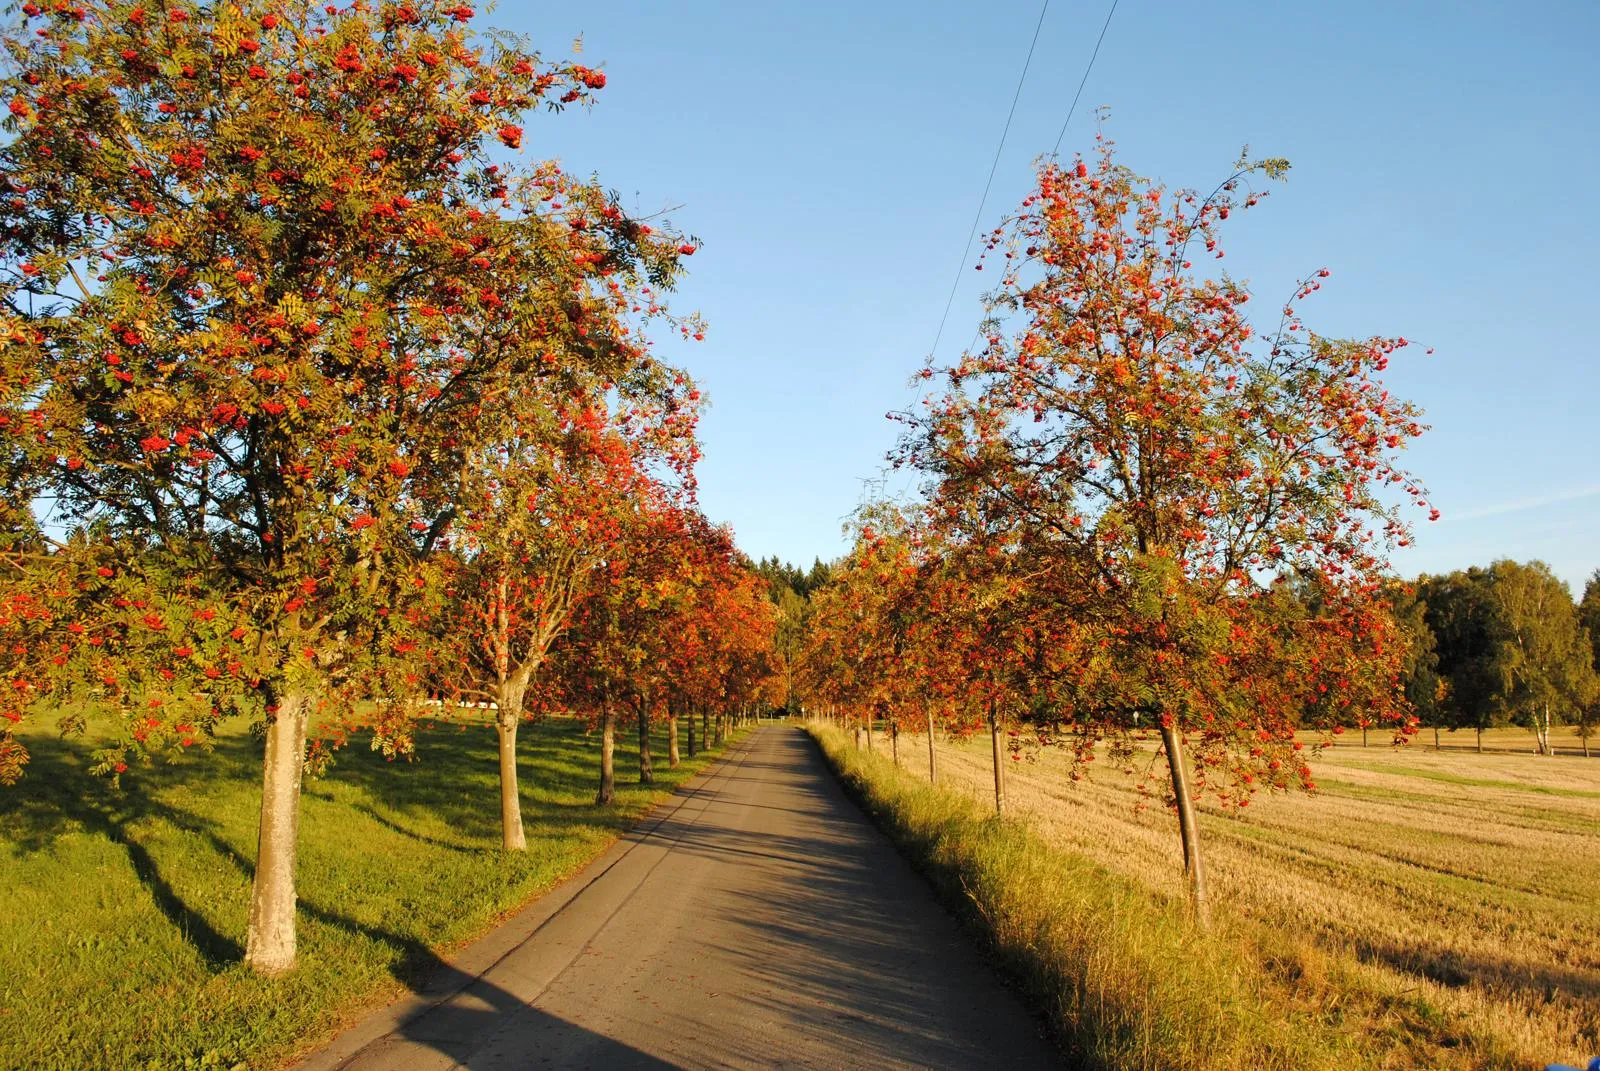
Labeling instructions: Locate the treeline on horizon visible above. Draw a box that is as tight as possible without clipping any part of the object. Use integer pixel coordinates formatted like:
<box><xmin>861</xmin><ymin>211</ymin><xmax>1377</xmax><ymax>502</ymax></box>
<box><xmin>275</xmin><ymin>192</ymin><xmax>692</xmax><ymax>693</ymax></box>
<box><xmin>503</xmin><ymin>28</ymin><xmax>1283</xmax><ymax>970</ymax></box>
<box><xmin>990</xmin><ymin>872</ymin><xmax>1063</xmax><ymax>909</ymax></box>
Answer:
<box><xmin>757</xmin><ymin>553</ymin><xmax>1600</xmax><ymax>752</ymax></box>
<box><xmin>1393</xmin><ymin>560</ymin><xmax>1597</xmax><ymax>751</ymax></box>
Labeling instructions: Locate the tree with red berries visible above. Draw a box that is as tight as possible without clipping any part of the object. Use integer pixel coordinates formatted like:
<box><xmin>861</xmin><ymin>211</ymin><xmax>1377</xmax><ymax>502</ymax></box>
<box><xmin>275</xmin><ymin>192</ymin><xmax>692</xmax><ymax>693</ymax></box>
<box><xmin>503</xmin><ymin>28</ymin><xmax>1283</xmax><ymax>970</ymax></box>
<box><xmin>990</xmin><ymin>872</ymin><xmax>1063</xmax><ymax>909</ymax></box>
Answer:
<box><xmin>548</xmin><ymin>488</ymin><xmax>692</xmax><ymax>803</ymax></box>
<box><xmin>895</xmin><ymin>138</ymin><xmax>1431</xmax><ymax>922</ymax></box>
<box><xmin>438</xmin><ymin>378</ymin><xmax>696</xmax><ymax>849</ymax></box>
<box><xmin>0</xmin><ymin>0</ymin><xmax>692</xmax><ymax>972</ymax></box>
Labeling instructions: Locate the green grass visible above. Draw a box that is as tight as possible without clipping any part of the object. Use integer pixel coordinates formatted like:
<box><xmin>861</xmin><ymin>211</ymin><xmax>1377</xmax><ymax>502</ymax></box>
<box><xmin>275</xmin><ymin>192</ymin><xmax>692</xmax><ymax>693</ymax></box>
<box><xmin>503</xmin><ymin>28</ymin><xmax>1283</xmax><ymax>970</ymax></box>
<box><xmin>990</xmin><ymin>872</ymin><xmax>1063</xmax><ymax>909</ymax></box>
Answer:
<box><xmin>806</xmin><ymin>723</ymin><xmax>1375</xmax><ymax>1071</ymax></box>
<box><xmin>0</xmin><ymin>711</ymin><xmax>743</xmax><ymax>1071</ymax></box>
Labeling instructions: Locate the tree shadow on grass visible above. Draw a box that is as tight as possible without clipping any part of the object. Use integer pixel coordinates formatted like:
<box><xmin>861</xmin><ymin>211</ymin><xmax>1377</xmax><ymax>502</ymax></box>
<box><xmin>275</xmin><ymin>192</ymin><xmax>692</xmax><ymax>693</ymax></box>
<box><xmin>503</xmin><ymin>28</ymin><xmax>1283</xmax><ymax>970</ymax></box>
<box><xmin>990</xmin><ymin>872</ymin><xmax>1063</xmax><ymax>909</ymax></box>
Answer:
<box><xmin>301</xmin><ymin>790</ymin><xmax>484</xmax><ymax>856</ymax></box>
<box><xmin>0</xmin><ymin>733</ymin><xmax>248</xmax><ymax>966</ymax></box>
<box><xmin>0</xmin><ymin>731</ymin><xmax>496</xmax><ymax>983</ymax></box>
<box><xmin>1356</xmin><ymin>936</ymin><xmax>1600</xmax><ymax>1001</ymax></box>
<box><xmin>320</xmin><ymin>715</ymin><xmax>694</xmax><ymax>847</ymax></box>
<box><xmin>0</xmin><ymin>716</ymin><xmax>727</xmax><ymax>991</ymax></box>
<box><xmin>0</xmin><ymin>728</ymin><xmax>261</xmax><ymax>851</ymax></box>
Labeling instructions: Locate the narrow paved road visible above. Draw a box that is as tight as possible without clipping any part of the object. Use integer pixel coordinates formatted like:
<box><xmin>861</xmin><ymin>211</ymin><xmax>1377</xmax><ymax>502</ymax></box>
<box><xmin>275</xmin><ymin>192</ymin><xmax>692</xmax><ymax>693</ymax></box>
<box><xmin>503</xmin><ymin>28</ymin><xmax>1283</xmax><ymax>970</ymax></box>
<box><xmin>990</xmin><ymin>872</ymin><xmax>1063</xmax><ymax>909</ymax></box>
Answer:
<box><xmin>299</xmin><ymin>726</ymin><xmax>1058</xmax><ymax>1070</ymax></box>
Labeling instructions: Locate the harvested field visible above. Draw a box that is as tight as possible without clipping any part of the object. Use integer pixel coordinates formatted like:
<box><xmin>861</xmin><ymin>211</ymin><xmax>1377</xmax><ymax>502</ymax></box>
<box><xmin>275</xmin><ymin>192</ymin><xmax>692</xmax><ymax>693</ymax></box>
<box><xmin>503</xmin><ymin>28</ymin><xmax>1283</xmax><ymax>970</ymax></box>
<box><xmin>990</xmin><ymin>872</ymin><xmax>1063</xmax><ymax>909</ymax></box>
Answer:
<box><xmin>872</xmin><ymin>725</ymin><xmax>1600</xmax><ymax>1067</ymax></box>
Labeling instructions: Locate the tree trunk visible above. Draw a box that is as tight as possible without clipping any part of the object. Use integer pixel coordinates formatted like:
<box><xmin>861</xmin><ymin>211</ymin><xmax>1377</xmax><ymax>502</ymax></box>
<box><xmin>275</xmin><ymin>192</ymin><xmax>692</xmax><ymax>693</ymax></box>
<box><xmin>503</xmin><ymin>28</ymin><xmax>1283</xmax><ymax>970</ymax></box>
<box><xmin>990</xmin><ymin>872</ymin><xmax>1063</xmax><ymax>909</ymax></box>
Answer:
<box><xmin>988</xmin><ymin>700</ymin><xmax>1004</xmax><ymax>816</ymax></box>
<box><xmin>1476</xmin><ymin>726</ymin><xmax>1482</xmax><ymax>753</ymax></box>
<box><xmin>494</xmin><ymin>672</ymin><xmax>531</xmax><ymax>852</ymax></box>
<box><xmin>925</xmin><ymin>707</ymin><xmax>937</xmax><ymax>784</ymax></box>
<box><xmin>637</xmin><ymin>694</ymin><xmax>653</xmax><ymax>784</ymax></box>
<box><xmin>853</xmin><ymin>722</ymin><xmax>861</xmax><ymax>750</ymax></box>
<box><xmin>687</xmin><ymin>709</ymin><xmax>697</xmax><ymax>757</ymax></box>
<box><xmin>495</xmin><ymin>716</ymin><xmax>526</xmax><ymax>851</ymax></box>
<box><xmin>1362</xmin><ymin>726</ymin><xmax>1368</xmax><ymax>747</ymax></box>
<box><xmin>701</xmin><ymin>709</ymin><xmax>710</xmax><ymax>751</ymax></box>
<box><xmin>1434</xmin><ymin>726</ymin><xmax>1440</xmax><ymax>751</ymax></box>
<box><xmin>244</xmin><ymin>688</ymin><xmax>313</xmax><ymax>975</ymax></box>
<box><xmin>596</xmin><ymin>697</ymin><xmax>616</xmax><ymax>805</ymax></box>
<box><xmin>1159</xmin><ymin>718</ymin><xmax>1211</xmax><ymax>928</ymax></box>
<box><xmin>891</xmin><ymin>722</ymin><xmax>899</xmax><ymax>766</ymax></box>
<box><xmin>865</xmin><ymin>715</ymin><xmax>873</xmax><ymax>753</ymax></box>
<box><xmin>668</xmin><ymin>707</ymin><xmax>680</xmax><ymax>768</ymax></box>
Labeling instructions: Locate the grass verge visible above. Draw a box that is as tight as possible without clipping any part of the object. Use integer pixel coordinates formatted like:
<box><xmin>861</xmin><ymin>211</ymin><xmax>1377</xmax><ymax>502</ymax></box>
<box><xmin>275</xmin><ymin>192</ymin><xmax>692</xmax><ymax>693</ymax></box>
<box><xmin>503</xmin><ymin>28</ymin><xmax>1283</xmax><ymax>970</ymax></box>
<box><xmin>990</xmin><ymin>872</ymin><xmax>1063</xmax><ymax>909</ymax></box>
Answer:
<box><xmin>0</xmin><ymin>712</ymin><xmax>745</xmax><ymax>1071</ymax></box>
<box><xmin>808</xmin><ymin>722</ymin><xmax>1407</xmax><ymax>1071</ymax></box>
<box><xmin>884</xmin><ymin>723</ymin><xmax>1595</xmax><ymax>1068</ymax></box>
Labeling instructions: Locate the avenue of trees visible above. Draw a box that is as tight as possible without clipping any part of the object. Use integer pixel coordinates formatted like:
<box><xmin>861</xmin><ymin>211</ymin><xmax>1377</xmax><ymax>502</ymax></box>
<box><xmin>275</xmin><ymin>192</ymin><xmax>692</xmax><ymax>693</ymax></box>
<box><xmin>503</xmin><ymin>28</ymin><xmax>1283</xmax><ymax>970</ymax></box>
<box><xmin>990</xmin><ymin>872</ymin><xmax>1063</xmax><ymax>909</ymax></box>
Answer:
<box><xmin>0</xmin><ymin>0</ymin><xmax>777</xmax><ymax>976</ymax></box>
<box><xmin>786</xmin><ymin>139</ymin><xmax>1600</xmax><ymax>927</ymax></box>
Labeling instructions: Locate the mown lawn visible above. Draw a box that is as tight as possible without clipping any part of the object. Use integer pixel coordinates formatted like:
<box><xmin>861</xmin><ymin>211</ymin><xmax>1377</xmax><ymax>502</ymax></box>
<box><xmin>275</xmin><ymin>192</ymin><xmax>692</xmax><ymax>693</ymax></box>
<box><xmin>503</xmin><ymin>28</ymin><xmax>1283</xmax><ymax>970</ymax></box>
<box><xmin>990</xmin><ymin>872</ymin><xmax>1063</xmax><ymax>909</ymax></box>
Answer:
<box><xmin>0</xmin><ymin>712</ymin><xmax>740</xmax><ymax>1071</ymax></box>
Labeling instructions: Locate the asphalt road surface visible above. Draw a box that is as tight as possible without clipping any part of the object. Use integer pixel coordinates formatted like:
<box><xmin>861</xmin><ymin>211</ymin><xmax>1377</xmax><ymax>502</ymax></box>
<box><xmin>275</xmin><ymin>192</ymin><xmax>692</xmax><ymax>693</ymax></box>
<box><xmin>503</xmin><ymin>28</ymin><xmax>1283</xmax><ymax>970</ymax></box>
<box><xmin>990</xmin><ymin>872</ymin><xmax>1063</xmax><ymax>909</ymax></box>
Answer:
<box><xmin>298</xmin><ymin>726</ymin><xmax>1059</xmax><ymax>1070</ymax></box>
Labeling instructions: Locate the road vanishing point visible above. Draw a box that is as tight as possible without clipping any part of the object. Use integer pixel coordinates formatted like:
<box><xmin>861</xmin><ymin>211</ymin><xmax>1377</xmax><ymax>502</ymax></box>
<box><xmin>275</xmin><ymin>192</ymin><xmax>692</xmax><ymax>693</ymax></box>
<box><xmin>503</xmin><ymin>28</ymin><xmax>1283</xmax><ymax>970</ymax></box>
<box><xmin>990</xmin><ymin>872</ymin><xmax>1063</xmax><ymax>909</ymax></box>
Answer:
<box><xmin>297</xmin><ymin>726</ymin><xmax>1059</xmax><ymax>1070</ymax></box>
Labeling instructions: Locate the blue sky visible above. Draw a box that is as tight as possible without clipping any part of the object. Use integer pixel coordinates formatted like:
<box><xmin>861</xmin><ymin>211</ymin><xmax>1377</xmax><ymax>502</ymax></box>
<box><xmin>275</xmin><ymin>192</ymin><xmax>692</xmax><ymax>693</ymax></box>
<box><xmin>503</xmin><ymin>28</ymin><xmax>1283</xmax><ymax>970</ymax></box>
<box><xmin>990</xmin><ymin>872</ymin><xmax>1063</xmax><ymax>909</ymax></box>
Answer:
<box><xmin>504</xmin><ymin>0</ymin><xmax>1599</xmax><ymax>593</ymax></box>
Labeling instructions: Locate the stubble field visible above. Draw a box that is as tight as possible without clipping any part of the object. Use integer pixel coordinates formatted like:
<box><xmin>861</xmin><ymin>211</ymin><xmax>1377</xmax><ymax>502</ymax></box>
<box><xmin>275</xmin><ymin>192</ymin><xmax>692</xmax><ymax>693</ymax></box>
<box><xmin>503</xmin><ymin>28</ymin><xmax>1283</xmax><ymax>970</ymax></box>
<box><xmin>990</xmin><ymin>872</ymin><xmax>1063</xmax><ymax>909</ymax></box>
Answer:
<box><xmin>875</xmin><ymin>725</ymin><xmax>1600</xmax><ymax>1067</ymax></box>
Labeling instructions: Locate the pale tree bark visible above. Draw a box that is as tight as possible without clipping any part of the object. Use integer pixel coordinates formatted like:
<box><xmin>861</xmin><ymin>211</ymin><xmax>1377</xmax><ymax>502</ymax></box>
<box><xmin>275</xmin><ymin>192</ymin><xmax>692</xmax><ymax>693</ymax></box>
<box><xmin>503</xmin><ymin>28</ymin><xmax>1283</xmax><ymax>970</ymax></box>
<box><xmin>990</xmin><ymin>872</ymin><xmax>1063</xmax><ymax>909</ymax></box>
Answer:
<box><xmin>637</xmin><ymin>692</ymin><xmax>653</xmax><ymax>785</ymax></box>
<box><xmin>494</xmin><ymin>668</ymin><xmax>533</xmax><ymax>851</ymax></box>
<box><xmin>686</xmin><ymin>708</ymin><xmax>697</xmax><ymax>757</ymax></box>
<box><xmin>988</xmin><ymin>703</ymin><xmax>1005</xmax><ymax>816</ymax></box>
<box><xmin>495</xmin><ymin>717</ymin><xmax>525</xmax><ymax>851</ymax></box>
<box><xmin>925</xmin><ymin>707</ymin><xmax>937</xmax><ymax>785</ymax></box>
<box><xmin>244</xmin><ymin>687</ymin><xmax>314</xmax><ymax>975</ymax></box>
<box><xmin>667</xmin><ymin>700</ymin><xmax>680</xmax><ymax>767</ymax></box>
<box><xmin>1160</xmin><ymin>717</ymin><xmax>1211</xmax><ymax>929</ymax></box>
<box><xmin>596</xmin><ymin>693</ymin><xmax>616</xmax><ymax>805</ymax></box>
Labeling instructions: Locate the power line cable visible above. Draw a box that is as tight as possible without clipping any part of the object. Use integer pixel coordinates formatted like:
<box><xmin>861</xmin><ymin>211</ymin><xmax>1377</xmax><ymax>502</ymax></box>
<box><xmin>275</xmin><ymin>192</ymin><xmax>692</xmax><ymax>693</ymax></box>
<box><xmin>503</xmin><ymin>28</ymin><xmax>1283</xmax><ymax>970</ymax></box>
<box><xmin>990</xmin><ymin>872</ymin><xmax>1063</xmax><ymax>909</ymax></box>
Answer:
<box><xmin>924</xmin><ymin>0</ymin><xmax>1052</xmax><ymax>366</ymax></box>
<box><xmin>1051</xmin><ymin>0</ymin><xmax>1119</xmax><ymax>157</ymax></box>
<box><xmin>887</xmin><ymin>2</ymin><xmax>1051</xmax><ymax>507</ymax></box>
<box><xmin>891</xmin><ymin>0</ymin><xmax>1122</xmax><ymax>506</ymax></box>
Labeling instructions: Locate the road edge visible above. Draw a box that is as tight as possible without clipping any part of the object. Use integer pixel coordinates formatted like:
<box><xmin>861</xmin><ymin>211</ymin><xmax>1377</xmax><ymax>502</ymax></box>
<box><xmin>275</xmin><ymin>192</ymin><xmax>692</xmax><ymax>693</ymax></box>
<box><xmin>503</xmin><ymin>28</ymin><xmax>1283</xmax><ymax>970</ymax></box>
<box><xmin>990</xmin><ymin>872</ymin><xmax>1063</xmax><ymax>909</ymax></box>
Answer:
<box><xmin>285</xmin><ymin>726</ymin><xmax>764</xmax><ymax>1071</ymax></box>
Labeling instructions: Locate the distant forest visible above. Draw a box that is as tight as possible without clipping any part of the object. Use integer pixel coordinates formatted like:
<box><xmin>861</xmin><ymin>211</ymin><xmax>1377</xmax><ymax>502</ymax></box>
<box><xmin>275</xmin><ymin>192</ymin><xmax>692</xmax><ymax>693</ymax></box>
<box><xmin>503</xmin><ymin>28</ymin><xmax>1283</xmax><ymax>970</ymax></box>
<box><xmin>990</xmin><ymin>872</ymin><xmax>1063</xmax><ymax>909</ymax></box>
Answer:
<box><xmin>750</xmin><ymin>556</ymin><xmax>832</xmax><ymax>601</ymax></box>
<box><xmin>1392</xmin><ymin>560</ymin><xmax>1597</xmax><ymax>752</ymax></box>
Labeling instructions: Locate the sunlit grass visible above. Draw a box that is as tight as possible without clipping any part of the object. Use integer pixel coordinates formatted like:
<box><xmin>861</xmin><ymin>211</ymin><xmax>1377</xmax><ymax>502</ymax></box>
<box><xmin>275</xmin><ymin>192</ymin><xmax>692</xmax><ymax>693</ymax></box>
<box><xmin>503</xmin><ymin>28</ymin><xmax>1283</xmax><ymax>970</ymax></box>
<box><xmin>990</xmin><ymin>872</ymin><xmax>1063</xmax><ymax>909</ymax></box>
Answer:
<box><xmin>0</xmin><ymin>711</ymin><xmax>740</xmax><ymax>1071</ymax></box>
<box><xmin>853</xmin><ymin>722</ymin><xmax>1598</xmax><ymax>1069</ymax></box>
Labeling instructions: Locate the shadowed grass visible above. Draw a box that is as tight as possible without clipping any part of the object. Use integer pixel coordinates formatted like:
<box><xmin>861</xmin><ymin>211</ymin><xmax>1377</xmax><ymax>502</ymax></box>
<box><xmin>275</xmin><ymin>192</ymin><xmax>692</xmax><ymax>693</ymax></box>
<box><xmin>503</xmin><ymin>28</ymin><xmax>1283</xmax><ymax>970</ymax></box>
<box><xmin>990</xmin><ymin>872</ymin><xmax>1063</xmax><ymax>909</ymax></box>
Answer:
<box><xmin>0</xmin><ymin>711</ymin><xmax>744</xmax><ymax>1071</ymax></box>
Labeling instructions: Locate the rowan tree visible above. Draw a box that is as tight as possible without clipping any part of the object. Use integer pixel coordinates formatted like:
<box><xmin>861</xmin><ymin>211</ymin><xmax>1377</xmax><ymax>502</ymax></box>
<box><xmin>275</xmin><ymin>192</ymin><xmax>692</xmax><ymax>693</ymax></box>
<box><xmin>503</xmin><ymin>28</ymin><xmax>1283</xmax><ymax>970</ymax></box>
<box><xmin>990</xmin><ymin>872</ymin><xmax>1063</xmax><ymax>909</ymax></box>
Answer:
<box><xmin>894</xmin><ymin>138</ymin><xmax>1430</xmax><ymax>921</ymax></box>
<box><xmin>436</xmin><ymin>370</ymin><xmax>696</xmax><ymax>848</ymax></box>
<box><xmin>0</xmin><ymin>0</ymin><xmax>690</xmax><ymax>972</ymax></box>
<box><xmin>547</xmin><ymin>489</ymin><xmax>712</xmax><ymax>802</ymax></box>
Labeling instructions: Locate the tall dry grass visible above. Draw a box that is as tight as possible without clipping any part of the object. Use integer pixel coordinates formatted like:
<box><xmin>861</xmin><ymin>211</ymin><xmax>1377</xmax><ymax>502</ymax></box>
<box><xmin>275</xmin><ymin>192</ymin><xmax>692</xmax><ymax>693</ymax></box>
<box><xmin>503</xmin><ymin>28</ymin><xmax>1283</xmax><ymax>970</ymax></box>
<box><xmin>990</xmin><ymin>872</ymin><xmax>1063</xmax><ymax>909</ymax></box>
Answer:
<box><xmin>862</xmin><ymin>723</ymin><xmax>1599</xmax><ymax>1068</ymax></box>
<box><xmin>811</xmin><ymin>723</ymin><xmax>1363</xmax><ymax>1070</ymax></box>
